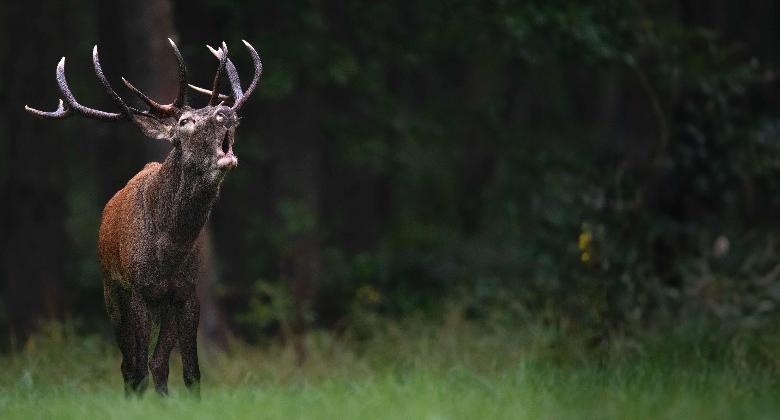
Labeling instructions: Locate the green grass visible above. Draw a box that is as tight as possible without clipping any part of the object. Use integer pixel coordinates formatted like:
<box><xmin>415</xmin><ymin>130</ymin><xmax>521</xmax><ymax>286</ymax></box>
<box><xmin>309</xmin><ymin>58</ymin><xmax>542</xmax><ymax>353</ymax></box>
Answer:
<box><xmin>0</xmin><ymin>320</ymin><xmax>778</xmax><ymax>419</ymax></box>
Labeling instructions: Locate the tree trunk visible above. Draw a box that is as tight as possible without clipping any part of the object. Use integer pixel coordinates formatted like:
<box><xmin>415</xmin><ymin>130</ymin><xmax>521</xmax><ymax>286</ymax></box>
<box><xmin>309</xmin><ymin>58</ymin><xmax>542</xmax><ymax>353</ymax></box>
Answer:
<box><xmin>196</xmin><ymin>226</ymin><xmax>231</xmax><ymax>349</ymax></box>
<box><xmin>270</xmin><ymin>97</ymin><xmax>322</xmax><ymax>363</ymax></box>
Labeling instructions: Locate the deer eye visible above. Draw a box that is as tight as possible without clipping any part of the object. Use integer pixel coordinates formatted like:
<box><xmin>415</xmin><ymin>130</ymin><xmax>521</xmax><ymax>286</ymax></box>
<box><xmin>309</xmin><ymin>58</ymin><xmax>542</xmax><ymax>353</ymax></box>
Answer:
<box><xmin>179</xmin><ymin>118</ymin><xmax>193</xmax><ymax>127</ymax></box>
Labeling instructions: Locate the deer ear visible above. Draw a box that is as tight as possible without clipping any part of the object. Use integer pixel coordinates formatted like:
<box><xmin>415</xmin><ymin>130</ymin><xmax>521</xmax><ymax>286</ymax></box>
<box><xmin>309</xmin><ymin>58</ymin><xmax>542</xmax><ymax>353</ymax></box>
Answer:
<box><xmin>131</xmin><ymin>113</ymin><xmax>175</xmax><ymax>141</ymax></box>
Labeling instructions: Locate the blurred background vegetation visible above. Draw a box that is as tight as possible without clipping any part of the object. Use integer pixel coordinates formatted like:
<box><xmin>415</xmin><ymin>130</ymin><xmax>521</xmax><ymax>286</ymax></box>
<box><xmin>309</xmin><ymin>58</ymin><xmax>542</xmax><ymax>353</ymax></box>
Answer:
<box><xmin>1</xmin><ymin>0</ymin><xmax>779</xmax><ymax>350</ymax></box>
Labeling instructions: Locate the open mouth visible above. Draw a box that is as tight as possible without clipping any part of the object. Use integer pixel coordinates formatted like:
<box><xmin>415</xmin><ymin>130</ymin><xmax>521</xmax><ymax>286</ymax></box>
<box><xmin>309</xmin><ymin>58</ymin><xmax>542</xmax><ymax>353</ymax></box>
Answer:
<box><xmin>216</xmin><ymin>130</ymin><xmax>238</xmax><ymax>170</ymax></box>
<box><xmin>221</xmin><ymin>130</ymin><xmax>230</xmax><ymax>154</ymax></box>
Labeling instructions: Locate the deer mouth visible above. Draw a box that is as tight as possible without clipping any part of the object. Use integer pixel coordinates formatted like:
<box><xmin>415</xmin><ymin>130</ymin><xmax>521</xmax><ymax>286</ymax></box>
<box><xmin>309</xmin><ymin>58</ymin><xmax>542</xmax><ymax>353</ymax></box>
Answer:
<box><xmin>216</xmin><ymin>130</ymin><xmax>238</xmax><ymax>170</ymax></box>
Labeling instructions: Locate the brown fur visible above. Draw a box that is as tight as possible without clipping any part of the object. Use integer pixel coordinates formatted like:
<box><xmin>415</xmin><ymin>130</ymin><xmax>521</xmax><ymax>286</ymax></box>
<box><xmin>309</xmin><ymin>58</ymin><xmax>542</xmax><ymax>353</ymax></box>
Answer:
<box><xmin>99</xmin><ymin>162</ymin><xmax>160</xmax><ymax>288</ymax></box>
<box><xmin>98</xmin><ymin>105</ymin><xmax>239</xmax><ymax>396</ymax></box>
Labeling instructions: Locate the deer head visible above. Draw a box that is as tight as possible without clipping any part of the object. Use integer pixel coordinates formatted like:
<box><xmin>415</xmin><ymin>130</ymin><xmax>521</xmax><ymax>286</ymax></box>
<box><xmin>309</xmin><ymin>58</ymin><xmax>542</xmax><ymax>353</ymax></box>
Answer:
<box><xmin>25</xmin><ymin>39</ymin><xmax>262</xmax><ymax>177</ymax></box>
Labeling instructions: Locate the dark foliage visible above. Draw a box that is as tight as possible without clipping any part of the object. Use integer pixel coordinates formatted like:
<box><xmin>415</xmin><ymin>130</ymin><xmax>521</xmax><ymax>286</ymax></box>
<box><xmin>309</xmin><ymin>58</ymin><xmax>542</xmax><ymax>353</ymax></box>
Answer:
<box><xmin>1</xmin><ymin>0</ymin><xmax>779</xmax><ymax>345</ymax></box>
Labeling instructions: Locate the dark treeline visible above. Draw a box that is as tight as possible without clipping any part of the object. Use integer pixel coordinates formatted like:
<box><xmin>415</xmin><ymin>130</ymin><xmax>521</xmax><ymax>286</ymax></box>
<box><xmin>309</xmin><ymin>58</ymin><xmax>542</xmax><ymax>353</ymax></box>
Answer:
<box><xmin>1</xmin><ymin>0</ymin><xmax>779</xmax><ymax>346</ymax></box>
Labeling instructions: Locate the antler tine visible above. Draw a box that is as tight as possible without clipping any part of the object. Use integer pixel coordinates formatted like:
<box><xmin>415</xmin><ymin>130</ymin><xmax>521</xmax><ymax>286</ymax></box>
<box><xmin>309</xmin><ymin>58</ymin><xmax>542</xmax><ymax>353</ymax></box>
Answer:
<box><xmin>120</xmin><ymin>77</ymin><xmax>181</xmax><ymax>117</ymax></box>
<box><xmin>24</xmin><ymin>99</ymin><xmax>72</xmax><ymax>119</ymax></box>
<box><xmin>207</xmin><ymin>44</ymin><xmax>243</xmax><ymax>101</ymax></box>
<box><xmin>118</xmin><ymin>37</ymin><xmax>188</xmax><ymax>117</ymax></box>
<box><xmin>232</xmin><ymin>40</ymin><xmax>263</xmax><ymax>112</ymax></box>
<box><xmin>168</xmin><ymin>38</ymin><xmax>188</xmax><ymax>107</ymax></box>
<box><xmin>209</xmin><ymin>42</ymin><xmax>228</xmax><ymax>106</ymax></box>
<box><xmin>58</xmin><ymin>56</ymin><xmax>126</xmax><ymax>121</ymax></box>
<box><xmin>93</xmin><ymin>46</ymin><xmax>138</xmax><ymax>117</ymax></box>
<box><xmin>187</xmin><ymin>84</ymin><xmax>230</xmax><ymax>101</ymax></box>
<box><xmin>121</xmin><ymin>77</ymin><xmax>173</xmax><ymax>114</ymax></box>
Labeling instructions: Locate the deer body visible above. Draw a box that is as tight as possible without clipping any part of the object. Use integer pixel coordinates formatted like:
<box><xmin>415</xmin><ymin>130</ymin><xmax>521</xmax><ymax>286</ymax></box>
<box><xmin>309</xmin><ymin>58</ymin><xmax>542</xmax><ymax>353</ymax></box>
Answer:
<box><xmin>99</xmin><ymin>149</ymin><xmax>219</xmax><ymax>395</ymax></box>
<box><xmin>26</xmin><ymin>39</ymin><xmax>262</xmax><ymax>395</ymax></box>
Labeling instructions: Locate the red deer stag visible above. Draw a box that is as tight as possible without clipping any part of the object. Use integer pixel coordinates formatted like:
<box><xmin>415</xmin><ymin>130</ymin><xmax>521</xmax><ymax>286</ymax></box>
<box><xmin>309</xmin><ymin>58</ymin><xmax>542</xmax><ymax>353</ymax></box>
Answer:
<box><xmin>25</xmin><ymin>39</ymin><xmax>262</xmax><ymax>395</ymax></box>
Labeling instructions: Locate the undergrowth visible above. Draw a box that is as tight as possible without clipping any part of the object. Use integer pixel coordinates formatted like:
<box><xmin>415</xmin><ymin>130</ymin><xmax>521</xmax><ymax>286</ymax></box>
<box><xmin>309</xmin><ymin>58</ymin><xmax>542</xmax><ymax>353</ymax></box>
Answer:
<box><xmin>0</xmin><ymin>317</ymin><xmax>777</xmax><ymax>419</ymax></box>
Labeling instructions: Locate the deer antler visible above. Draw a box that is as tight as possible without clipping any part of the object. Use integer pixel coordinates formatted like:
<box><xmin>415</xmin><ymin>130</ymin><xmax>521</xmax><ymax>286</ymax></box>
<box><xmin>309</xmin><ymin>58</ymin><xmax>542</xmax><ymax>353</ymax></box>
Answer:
<box><xmin>188</xmin><ymin>40</ymin><xmax>263</xmax><ymax>112</ymax></box>
<box><xmin>206</xmin><ymin>44</ymin><xmax>243</xmax><ymax>101</ymax></box>
<box><xmin>26</xmin><ymin>39</ymin><xmax>262</xmax><ymax>122</ymax></box>
<box><xmin>25</xmin><ymin>48</ymin><xmax>137</xmax><ymax>121</ymax></box>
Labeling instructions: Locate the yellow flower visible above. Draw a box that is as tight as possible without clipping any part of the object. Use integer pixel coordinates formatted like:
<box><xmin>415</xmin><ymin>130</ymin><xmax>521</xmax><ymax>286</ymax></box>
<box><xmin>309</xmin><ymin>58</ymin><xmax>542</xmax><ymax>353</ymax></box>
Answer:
<box><xmin>356</xmin><ymin>285</ymin><xmax>381</xmax><ymax>305</ymax></box>
<box><xmin>581</xmin><ymin>252</ymin><xmax>591</xmax><ymax>263</ymax></box>
<box><xmin>578</xmin><ymin>231</ymin><xmax>592</xmax><ymax>251</ymax></box>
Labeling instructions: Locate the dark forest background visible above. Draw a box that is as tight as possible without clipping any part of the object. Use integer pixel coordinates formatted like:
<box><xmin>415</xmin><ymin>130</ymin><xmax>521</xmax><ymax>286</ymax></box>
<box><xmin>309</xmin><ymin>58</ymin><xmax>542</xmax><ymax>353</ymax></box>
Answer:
<box><xmin>1</xmin><ymin>0</ymin><xmax>780</xmax><ymax>349</ymax></box>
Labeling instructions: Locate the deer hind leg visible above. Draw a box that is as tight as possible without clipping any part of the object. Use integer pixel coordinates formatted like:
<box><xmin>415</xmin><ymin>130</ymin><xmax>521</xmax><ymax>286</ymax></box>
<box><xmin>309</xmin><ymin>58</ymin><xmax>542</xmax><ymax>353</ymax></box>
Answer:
<box><xmin>115</xmin><ymin>322</ymin><xmax>138</xmax><ymax>396</ymax></box>
<box><xmin>150</xmin><ymin>306</ymin><xmax>177</xmax><ymax>395</ymax></box>
<box><xmin>177</xmin><ymin>293</ymin><xmax>201</xmax><ymax>396</ymax></box>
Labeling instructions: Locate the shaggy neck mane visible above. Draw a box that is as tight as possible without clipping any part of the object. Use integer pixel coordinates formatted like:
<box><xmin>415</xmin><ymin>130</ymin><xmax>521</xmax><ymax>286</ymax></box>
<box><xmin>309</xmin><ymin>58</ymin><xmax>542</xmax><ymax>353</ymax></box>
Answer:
<box><xmin>143</xmin><ymin>148</ymin><xmax>221</xmax><ymax>246</ymax></box>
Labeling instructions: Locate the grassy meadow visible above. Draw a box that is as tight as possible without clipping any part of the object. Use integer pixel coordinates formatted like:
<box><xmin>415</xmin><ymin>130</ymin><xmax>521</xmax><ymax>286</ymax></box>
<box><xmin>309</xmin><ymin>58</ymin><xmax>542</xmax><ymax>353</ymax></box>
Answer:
<box><xmin>0</xmin><ymin>319</ymin><xmax>778</xmax><ymax>419</ymax></box>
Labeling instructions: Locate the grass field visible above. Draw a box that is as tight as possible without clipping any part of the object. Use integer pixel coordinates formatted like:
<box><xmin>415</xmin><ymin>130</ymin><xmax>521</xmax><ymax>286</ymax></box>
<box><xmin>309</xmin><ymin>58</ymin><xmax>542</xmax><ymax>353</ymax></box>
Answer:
<box><xmin>1</xmin><ymin>320</ymin><xmax>778</xmax><ymax>419</ymax></box>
